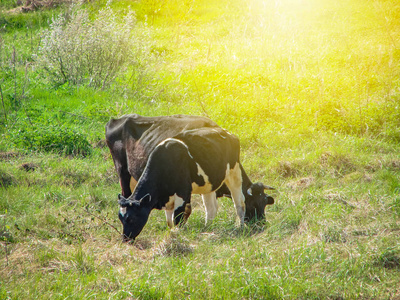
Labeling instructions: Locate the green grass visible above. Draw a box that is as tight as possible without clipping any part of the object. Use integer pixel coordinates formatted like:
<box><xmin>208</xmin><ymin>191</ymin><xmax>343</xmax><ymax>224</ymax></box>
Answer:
<box><xmin>1</xmin><ymin>0</ymin><xmax>400</xmax><ymax>298</ymax></box>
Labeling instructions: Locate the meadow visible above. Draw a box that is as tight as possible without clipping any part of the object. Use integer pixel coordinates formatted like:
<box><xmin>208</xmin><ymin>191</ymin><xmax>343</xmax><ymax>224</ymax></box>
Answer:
<box><xmin>0</xmin><ymin>0</ymin><xmax>400</xmax><ymax>298</ymax></box>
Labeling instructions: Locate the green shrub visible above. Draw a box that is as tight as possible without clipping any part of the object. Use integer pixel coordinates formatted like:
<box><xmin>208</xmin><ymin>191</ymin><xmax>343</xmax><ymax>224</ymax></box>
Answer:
<box><xmin>34</xmin><ymin>5</ymin><xmax>136</xmax><ymax>88</ymax></box>
<box><xmin>13</xmin><ymin>124</ymin><xmax>92</xmax><ymax>156</ymax></box>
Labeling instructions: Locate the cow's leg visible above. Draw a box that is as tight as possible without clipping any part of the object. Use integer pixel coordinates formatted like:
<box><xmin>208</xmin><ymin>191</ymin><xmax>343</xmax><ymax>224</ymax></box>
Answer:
<box><xmin>119</xmin><ymin>169</ymin><xmax>133</xmax><ymax>198</ymax></box>
<box><xmin>202</xmin><ymin>192</ymin><xmax>218</xmax><ymax>224</ymax></box>
<box><xmin>164</xmin><ymin>194</ymin><xmax>178</xmax><ymax>228</ymax></box>
<box><xmin>225</xmin><ymin>163</ymin><xmax>245</xmax><ymax>225</ymax></box>
<box><xmin>164</xmin><ymin>194</ymin><xmax>191</xmax><ymax>227</ymax></box>
<box><xmin>174</xmin><ymin>202</ymin><xmax>192</xmax><ymax>226</ymax></box>
<box><xmin>165</xmin><ymin>210</ymin><xmax>174</xmax><ymax>228</ymax></box>
<box><xmin>173</xmin><ymin>193</ymin><xmax>192</xmax><ymax>226</ymax></box>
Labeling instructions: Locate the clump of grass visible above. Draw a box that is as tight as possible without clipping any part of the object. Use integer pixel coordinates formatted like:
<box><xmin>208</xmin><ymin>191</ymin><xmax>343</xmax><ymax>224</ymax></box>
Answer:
<box><xmin>0</xmin><ymin>167</ymin><xmax>14</xmax><ymax>188</ymax></box>
<box><xmin>322</xmin><ymin>225</ymin><xmax>347</xmax><ymax>244</ymax></box>
<box><xmin>276</xmin><ymin>161</ymin><xmax>301</xmax><ymax>178</ymax></box>
<box><xmin>153</xmin><ymin>230</ymin><xmax>193</xmax><ymax>257</ymax></box>
<box><xmin>374</xmin><ymin>247</ymin><xmax>400</xmax><ymax>269</ymax></box>
<box><xmin>320</xmin><ymin>151</ymin><xmax>358</xmax><ymax>177</ymax></box>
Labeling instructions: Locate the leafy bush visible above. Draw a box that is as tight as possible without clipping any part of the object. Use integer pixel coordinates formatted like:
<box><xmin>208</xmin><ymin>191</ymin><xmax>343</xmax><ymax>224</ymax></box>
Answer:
<box><xmin>35</xmin><ymin>5</ymin><xmax>136</xmax><ymax>88</ymax></box>
<box><xmin>13</xmin><ymin>124</ymin><xmax>92</xmax><ymax>156</ymax></box>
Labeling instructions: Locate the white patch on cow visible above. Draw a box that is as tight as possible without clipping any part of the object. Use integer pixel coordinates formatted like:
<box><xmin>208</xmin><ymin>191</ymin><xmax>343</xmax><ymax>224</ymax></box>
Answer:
<box><xmin>163</xmin><ymin>194</ymin><xmax>185</xmax><ymax>228</ymax></box>
<box><xmin>159</xmin><ymin>137</ymin><xmax>182</xmax><ymax>146</ymax></box>
<box><xmin>202</xmin><ymin>192</ymin><xmax>218</xmax><ymax>223</ymax></box>
<box><xmin>119</xmin><ymin>206</ymin><xmax>127</xmax><ymax>217</ymax></box>
<box><xmin>192</xmin><ymin>163</ymin><xmax>213</xmax><ymax>194</ymax></box>
<box><xmin>158</xmin><ymin>138</ymin><xmax>194</xmax><ymax>159</ymax></box>
<box><xmin>224</xmin><ymin>162</ymin><xmax>245</xmax><ymax>225</ymax></box>
<box><xmin>173</xmin><ymin>194</ymin><xmax>185</xmax><ymax>210</ymax></box>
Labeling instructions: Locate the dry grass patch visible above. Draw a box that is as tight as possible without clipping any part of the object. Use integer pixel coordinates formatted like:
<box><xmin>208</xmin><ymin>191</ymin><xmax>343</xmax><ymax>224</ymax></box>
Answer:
<box><xmin>324</xmin><ymin>192</ymin><xmax>357</xmax><ymax>208</ymax></box>
<box><xmin>5</xmin><ymin>0</ymin><xmax>77</xmax><ymax>13</ymax></box>
<box><xmin>0</xmin><ymin>152</ymin><xmax>23</xmax><ymax>161</ymax></box>
<box><xmin>152</xmin><ymin>229</ymin><xmax>194</xmax><ymax>257</ymax></box>
<box><xmin>276</xmin><ymin>161</ymin><xmax>301</xmax><ymax>178</ymax></box>
<box><xmin>0</xmin><ymin>237</ymin><xmax>159</xmax><ymax>278</ymax></box>
<box><xmin>287</xmin><ymin>176</ymin><xmax>315</xmax><ymax>190</ymax></box>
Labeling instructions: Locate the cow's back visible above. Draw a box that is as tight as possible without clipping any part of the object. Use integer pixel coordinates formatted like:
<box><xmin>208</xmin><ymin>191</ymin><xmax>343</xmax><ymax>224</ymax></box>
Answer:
<box><xmin>174</xmin><ymin>127</ymin><xmax>241</xmax><ymax>191</ymax></box>
<box><xmin>105</xmin><ymin>114</ymin><xmax>221</xmax><ymax>192</ymax></box>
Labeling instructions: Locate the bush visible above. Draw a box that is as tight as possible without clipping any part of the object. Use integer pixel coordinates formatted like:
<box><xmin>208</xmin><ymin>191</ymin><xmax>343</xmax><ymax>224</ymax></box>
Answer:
<box><xmin>13</xmin><ymin>124</ymin><xmax>92</xmax><ymax>156</ymax></box>
<box><xmin>35</xmin><ymin>5</ymin><xmax>136</xmax><ymax>88</ymax></box>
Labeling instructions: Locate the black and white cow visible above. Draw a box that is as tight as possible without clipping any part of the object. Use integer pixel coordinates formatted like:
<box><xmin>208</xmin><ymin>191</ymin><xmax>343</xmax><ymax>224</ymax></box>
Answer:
<box><xmin>118</xmin><ymin>127</ymin><xmax>250</xmax><ymax>240</ymax></box>
<box><xmin>105</xmin><ymin>114</ymin><xmax>275</xmax><ymax>230</ymax></box>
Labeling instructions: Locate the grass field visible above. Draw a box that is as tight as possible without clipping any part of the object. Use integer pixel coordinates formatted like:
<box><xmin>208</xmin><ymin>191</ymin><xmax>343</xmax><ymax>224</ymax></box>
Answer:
<box><xmin>1</xmin><ymin>0</ymin><xmax>400</xmax><ymax>298</ymax></box>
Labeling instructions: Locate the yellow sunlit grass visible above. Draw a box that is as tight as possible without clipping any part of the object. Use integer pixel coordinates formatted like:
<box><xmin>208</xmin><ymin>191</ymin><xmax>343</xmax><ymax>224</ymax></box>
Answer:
<box><xmin>145</xmin><ymin>0</ymin><xmax>399</xmax><ymax>137</ymax></box>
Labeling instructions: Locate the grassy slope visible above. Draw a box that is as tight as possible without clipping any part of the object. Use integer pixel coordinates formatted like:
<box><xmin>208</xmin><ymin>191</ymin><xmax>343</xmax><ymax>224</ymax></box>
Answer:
<box><xmin>1</xmin><ymin>0</ymin><xmax>400</xmax><ymax>299</ymax></box>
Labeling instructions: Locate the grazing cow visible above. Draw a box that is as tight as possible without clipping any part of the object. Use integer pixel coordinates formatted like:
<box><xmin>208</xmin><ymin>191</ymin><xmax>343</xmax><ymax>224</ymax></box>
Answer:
<box><xmin>105</xmin><ymin>114</ymin><xmax>219</xmax><ymax>198</ymax></box>
<box><xmin>105</xmin><ymin>114</ymin><xmax>275</xmax><ymax>227</ymax></box>
<box><xmin>118</xmin><ymin>127</ymin><xmax>249</xmax><ymax>240</ymax></box>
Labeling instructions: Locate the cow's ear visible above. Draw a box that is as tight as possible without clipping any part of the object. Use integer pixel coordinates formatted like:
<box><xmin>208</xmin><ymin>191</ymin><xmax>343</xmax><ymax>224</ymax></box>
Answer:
<box><xmin>265</xmin><ymin>195</ymin><xmax>274</xmax><ymax>205</ymax></box>
<box><xmin>118</xmin><ymin>194</ymin><xmax>129</xmax><ymax>207</ymax></box>
<box><xmin>247</xmin><ymin>188</ymin><xmax>253</xmax><ymax>196</ymax></box>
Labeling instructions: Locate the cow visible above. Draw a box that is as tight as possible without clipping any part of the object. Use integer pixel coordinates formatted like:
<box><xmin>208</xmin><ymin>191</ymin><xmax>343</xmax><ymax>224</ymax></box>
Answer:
<box><xmin>105</xmin><ymin>114</ymin><xmax>275</xmax><ymax>227</ymax></box>
<box><xmin>105</xmin><ymin>114</ymin><xmax>219</xmax><ymax>198</ymax></box>
<box><xmin>118</xmin><ymin>127</ymin><xmax>252</xmax><ymax>240</ymax></box>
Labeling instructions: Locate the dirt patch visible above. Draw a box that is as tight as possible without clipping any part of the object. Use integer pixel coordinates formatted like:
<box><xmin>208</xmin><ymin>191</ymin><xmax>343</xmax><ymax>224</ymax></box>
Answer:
<box><xmin>5</xmin><ymin>0</ymin><xmax>78</xmax><ymax>14</ymax></box>
<box><xmin>19</xmin><ymin>163</ymin><xmax>38</xmax><ymax>172</ymax></box>
<box><xmin>0</xmin><ymin>152</ymin><xmax>23</xmax><ymax>161</ymax></box>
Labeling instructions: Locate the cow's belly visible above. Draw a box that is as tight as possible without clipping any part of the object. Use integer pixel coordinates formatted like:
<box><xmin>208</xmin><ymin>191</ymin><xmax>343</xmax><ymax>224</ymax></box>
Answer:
<box><xmin>191</xmin><ymin>162</ymin><xmax>224</xmax><ymax>194</ymax></box>
<box><xmin>191</xmin><ymin>181</ymin><xmax>213</xmax><ymax>194</ymax></box>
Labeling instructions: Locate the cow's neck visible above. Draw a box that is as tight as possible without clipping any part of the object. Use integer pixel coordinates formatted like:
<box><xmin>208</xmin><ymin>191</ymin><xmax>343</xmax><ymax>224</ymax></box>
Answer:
<box><xmin>239</xmin><ymin>163</ymin><xmax>253</xmax><ymax>190</ymax></box>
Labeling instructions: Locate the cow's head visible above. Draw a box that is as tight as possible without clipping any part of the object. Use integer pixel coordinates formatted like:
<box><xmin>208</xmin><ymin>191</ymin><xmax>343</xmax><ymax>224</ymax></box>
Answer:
<box><xmin>118</xmin><ymin>194</ymin><xmax>151</xmax><ymax>242</ymax></box>
<box><xmin>244</xmin><ymin>183</ymin><xmax>275</xmax><ymax>222</ymax></box>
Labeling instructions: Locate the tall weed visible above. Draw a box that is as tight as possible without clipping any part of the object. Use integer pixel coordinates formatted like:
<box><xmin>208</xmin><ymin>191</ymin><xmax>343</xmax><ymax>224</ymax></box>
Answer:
<box><xmin>35</xmin><ymin>5</ymin><xmax>136</xmax><ymax>88</ymax></box>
